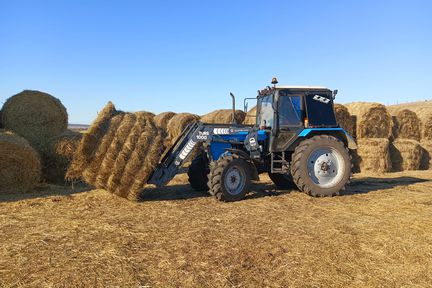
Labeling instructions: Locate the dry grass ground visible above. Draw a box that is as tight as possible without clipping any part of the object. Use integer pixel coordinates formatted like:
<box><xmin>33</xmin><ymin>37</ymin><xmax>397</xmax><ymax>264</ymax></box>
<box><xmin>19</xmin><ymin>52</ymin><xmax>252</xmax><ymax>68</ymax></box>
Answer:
<box><xmin>1</xmin><ymin>172</ymin><xmax>432</xmax><ymax>287</ymax></box>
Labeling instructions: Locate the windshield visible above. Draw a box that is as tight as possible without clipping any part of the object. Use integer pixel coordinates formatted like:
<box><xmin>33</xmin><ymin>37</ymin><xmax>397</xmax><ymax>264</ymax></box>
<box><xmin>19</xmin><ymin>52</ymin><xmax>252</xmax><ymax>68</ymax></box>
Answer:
<box><xmin>257</xmin><ymin>94</ymin><xmax>274</xmax><ymax>128</ymax></box>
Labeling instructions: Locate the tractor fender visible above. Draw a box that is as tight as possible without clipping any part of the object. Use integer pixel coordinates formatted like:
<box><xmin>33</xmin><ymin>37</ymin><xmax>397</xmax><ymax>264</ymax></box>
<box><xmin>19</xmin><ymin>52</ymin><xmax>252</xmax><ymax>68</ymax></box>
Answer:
<box><xmin>225</xmin><ymin>149</ymin><xmax>260</xmax><ymax>181</ymax></box>
<box><xmin>297</xmin><ymin>128</ymin><xmax>357</xmax><ymax>150</ymax></box>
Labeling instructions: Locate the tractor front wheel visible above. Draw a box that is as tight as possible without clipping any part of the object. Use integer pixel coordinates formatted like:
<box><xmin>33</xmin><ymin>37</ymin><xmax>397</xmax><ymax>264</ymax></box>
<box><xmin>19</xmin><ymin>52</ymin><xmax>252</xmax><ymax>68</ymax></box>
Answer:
<box><xmin>187</xmin><ymin>154</ymin><xmax>209</xmax><ymax>191</ymax></box>
<box><xmin>208</xmin><ymin>154</ymin><xmax>251</xmax><ymax>202</ymax></box>
<box><xmin>291</xmin><ymin>135</ymin><xmax>351</xmax><ymax>197</ymax></box>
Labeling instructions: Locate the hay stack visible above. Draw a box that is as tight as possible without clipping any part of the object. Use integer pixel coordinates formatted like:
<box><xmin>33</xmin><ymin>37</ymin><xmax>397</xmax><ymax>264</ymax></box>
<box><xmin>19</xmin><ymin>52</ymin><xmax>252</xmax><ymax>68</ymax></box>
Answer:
<box><xmin>0</xmin><ymin>130</ymin><xmax>41</xmax><ymax>193</ymax></box>
<box><xmin>244</xmin><ymin>106</ymin><xmax>257</xmax><ymax>125</ymax></box>
<box><xmin>346</xmin><ymin>102</ymin><xmax>392</xmax><ymax>139</ymax></box>
<box><xmin>201</xmin><ymin>109</ymin><xmax>246</xmax><ymax>124</ymax></box>
<box><xmin>390</xmin><ymin>139</ymin><xmax>423</xmax><ymax>171</ymax></box>
<box><xmin>352</xmin><ymin>138</ymin><xmax>391</xmax><ymax>173</ymax></box>
<box><xmin>1</xmin><ymin>90</ymin><xmax>68</xmax><ymax>151</ymax></box>
<box><xmin>154</xmin><ymin>112</ymin><xmax>176</xmax><ymax>129</ymax></box>
<box><xmin>387</xmin><ymin>109</ymin><xmax>421</xmax><ymax>141</ymax></box>
<box><xmin>334</xmin><ymin>104</ymin><xmax>356</xmax><ymax>137</ymax></box>
<box><xmin>0</xmin><ymin>110</ymin><xmax>2</xmax><ymax>128</ymax></box>
<box><xmin>41</xmin><ymin>130</ymin><xmax>83</xmax><ymax>183</ymax></box>
<box><xmin>66</xmin><ymin>103</ymin><xmax>165</xmax><ymax>201</ymax></box>
<box><xmin>166</xmin><ymin>113</ymin><xmax>200</xmax><ymax>144</ymax></box>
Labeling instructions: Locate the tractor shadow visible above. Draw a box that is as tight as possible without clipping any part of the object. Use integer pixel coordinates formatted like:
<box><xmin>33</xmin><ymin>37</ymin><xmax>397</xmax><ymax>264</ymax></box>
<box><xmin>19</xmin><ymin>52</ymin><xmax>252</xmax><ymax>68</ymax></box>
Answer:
<box><xmin>344</xmin><ymin>176</ymin><xmax>430</xmax><ymax>195</ymax></box>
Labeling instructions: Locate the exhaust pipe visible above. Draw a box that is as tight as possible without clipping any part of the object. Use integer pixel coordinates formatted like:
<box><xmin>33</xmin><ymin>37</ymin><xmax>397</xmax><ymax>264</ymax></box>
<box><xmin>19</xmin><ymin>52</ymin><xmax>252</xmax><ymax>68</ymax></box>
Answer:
<box><xmin>230</xmin><ymin>92</ymin><xmax>236</xmax><ymax>124</ymax></box>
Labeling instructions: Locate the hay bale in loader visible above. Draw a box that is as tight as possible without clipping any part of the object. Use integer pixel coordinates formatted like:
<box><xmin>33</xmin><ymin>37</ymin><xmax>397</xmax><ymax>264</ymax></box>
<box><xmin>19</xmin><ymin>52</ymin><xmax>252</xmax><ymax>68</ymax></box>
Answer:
<box><xmin>390</xmin><ymin>139</ymin><xmax>423</xmax><ymax>171</ymax></box>
<box><xmin>352</xmin><ymin>138</ymin><xmax>392</xmax><ymax>173</ymax></box>
<box><xmin>334</xmin><ymin>104</ymin><xmax>356</xmax><ymax>137</ymax></box>
<box><xmin>0</xmin><ymin>130</ymin><xmax>41</xmax><ymax>193</ymax></box>
<box><xmin>66</xmin><ymin>103</ymin><xmax>165</xmax><ymax>201</ymax></box>
<box><xmin>201</xmin><ymin>109</ymin><xmax>246</xmax><ymax>124</ymax></box>
<box><xmin>41</xmin><ymin>130</ymin><xmax>83</xmax><ymax>184</ymax></box>
<box><xmin>1</xmin><ymin>90</ymin><xmax>68</xmax><ymax>151</ymax></box>
<box><xmin>387</xmin><ymin>108</ymin><xmax>421</xmax><ymax>141</ymax></box>
<box><xmin>346</xmin><ymin>102</ymin><xmax>393</xmax><ymax>139</ymax></box>
<box><xmin>243</xmin><ymin>106</ymin><xmax>257</xmax><ymax>125</ymax></box>
<box><xmin>154</xmin><ymin>112</ymin><xmax>176</xmax><ymax>129</ymax></box>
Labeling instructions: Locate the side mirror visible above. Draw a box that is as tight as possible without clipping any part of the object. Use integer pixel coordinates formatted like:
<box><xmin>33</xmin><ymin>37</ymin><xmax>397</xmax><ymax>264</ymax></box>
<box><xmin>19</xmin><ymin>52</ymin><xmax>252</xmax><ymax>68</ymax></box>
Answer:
<box><xmin>332</xmin><ymin>89</ymin><xmax>338</xmax><ymax>99</ymax></box>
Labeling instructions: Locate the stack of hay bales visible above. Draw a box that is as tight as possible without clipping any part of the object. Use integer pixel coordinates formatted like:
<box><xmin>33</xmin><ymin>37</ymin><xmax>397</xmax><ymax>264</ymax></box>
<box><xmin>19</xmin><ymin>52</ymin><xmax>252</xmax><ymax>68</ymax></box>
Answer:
<box><xmin>0</xmin><ymin>130</ymin><xmax>41</xmax><ymax>193</ymax></box>
<box><xmin>244</xmin><ymin>106</ymin><xmax>257</xmax><ymax>125</ymax></box>
<box><xmin>387</xmin><ymin>108</ymin><xmax>424</xmax><ymax>171</ymax></box>
<box><xmin>66</xmin><ymin>102</ymin><xmax>166</xmax><ymax>201</ymax></box>
<box><xmin>154</xmin><ymin>112</ymin><xmax>176</xmax><ymax>129</ymax></box>
<box><xmin>334</xmin><ymin>104</ymin><xmax>356</xmax><ymax>138</ymax></box>
<box><xmin>201</xmin><ymin>109</ymin><xmax>246</xmax><ymax>124</ymax></box>
<box><xmin>346</xmin><ymin>102</ymin><xmax>393</xmax><ymax>173</ymax></box>
<box><xmin>387</xmin><ymin>103</ymin><xmax>432</xmax><ymax>169</ymax></box>
<box><xmin>0</xmin><ymin>90</ymin><xmax>81</xmax><ymax>187</ymax></box>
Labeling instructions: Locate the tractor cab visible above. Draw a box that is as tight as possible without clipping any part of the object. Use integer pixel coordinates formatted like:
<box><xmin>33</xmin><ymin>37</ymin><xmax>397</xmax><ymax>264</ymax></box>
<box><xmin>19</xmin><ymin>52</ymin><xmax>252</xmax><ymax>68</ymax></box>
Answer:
<box><xmin>252</xmin><ymin>80</ymin><xmax>339</xmax><ymax>152</ymax></box>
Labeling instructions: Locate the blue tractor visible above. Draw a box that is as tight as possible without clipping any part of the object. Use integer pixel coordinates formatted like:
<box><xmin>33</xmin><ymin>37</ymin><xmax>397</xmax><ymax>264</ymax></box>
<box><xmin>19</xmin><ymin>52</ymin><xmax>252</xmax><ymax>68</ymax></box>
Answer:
<box><xmin>148</xmin><ymin>78</ymin><xmax>357</xmax><ymax>201</ymax></box>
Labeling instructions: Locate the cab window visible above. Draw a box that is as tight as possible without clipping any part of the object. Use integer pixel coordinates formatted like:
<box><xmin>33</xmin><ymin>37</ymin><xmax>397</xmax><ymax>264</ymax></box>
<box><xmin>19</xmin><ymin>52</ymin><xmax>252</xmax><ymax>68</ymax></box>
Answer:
<box><xmin>279</xmin><ymin>95</ymin><xmax>302</xmax><ymax>127</ymax></box>
<box><xmin>257</xmin><ymin>94</ymin><xmax>274</xmax><ymax>128</ymax></box>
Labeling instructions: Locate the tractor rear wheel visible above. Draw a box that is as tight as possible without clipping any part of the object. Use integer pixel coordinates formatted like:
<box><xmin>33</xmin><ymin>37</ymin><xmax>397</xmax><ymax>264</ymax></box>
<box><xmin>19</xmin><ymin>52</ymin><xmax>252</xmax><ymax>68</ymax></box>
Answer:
<box><xmin>188</xmin><ymin>154</ymin><xmax>209</xmax><ymax>191</ymax></box>
<box><xmin>268</xmin><ymin>173</ymin><xmax>298</xmax><ymax>189</ymax></box>
<box><xmin>291</xmin><ymin>135</ymin><xmax>351</xmax><ymax>197</ymax></box>
<box><xmin>208</xmin><ymin>154</ymin><xmax>251</xmax><ymax>202</ymax></box>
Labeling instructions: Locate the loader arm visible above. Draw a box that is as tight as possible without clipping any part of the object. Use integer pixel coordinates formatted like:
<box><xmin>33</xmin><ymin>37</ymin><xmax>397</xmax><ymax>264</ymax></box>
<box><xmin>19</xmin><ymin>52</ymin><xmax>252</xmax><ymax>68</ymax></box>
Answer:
<box><xmin>148</xmin><ymin>122</ymin><xmax>251</xmax><ymax>187</ymax></box>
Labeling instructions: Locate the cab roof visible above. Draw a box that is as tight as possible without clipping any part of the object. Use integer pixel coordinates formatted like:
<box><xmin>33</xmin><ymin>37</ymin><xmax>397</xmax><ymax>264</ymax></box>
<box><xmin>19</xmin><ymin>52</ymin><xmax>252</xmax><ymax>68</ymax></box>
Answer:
<box><xmin>276</xmin><ymin>85</ymin><xmax>329</xmax><ymax>90</ymax></box>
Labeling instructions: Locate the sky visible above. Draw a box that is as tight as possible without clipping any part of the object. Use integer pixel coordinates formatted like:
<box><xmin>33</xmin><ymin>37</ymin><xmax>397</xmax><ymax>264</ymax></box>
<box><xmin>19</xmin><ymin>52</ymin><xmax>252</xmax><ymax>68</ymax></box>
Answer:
<box><xmin>1</xmin><ymin>0</ymin><xmax>431</xmax><ymax>124</ymax></box>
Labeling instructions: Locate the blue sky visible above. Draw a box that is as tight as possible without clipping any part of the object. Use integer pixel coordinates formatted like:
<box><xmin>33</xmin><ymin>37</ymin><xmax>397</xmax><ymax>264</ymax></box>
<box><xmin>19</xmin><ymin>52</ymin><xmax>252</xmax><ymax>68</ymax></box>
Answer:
<box><xmin>1</xmin><ymin>0</ymin><xmax>431</xmax><ymax>124</ymax></box>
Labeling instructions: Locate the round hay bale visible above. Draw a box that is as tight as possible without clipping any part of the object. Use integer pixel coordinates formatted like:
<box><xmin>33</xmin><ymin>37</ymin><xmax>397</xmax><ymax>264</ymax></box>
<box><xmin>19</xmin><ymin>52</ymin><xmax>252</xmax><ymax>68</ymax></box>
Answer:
<box><xmin>387</xmin><ymin>104</ymin><xmax>432</xmax><ymax>140</ymax></box>
<box><xmin>334</xmin><ymin>104</ymin><xmax>356</xmax><ymax>137</ymax></box>
<box><xmin>1</xmin><ymin>90</ymin><xmax>68</xmax><ymax>150</ymax></box>
<box><xmin>420</xmin><ymin>140</ymin><xmax>432</xmax><ymax>170</ymax></box>
<box><xmin>346</xmin><ymin>102</ymin><xmax>393</xmax><ymax>139</ymax></box>
<box><xmin>154</xmin><ymin>112</ymin><xmax>176</xmax><ymax>129</ymax></box>
<box><xmin>352</xmin><ymin>138</ymin><xmax>391</xmax><ymax>173</ymax></box>
<box><xmin>167</xmin><ymin>113</ymin><xmax>200</xmax><ymax>144</ymax></box>
<box><xmin>0</xmin><ymin>130</ymin><xmax>41</xmax><ymax>193</ymax></box>
<box><xmin>390</xmin><ymin>139</ymin><xmax>423</xmax><ymax>171</ymax></box>
<box><xmin>388</xmin><ymin>109</ymin><xmax>421</xmax><ymax>141</ymax></box>
<box><xmin>41</xmin><ymin>130</ymin><xmax>83</xmax><ymax>184</ymax></box>
<box><xmin>243</xmin><ymin>106</ymin><xmax>257</xmax><ymax>125</ymax></box>
<box><xmin>201</xmin><ymin>109</ymin><xmax>246</xmax><ymax>124</ymax></box>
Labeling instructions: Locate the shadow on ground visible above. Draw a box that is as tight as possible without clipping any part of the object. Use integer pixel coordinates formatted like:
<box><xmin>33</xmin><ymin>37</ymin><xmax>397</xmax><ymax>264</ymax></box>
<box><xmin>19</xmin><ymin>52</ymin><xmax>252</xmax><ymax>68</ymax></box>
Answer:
<box><xmin>0</xmin><ymin>182</ymin><xmax>92</xmax><ymax>202</ymax></box>
<box><xmin>345</xmin><ymin>176</ymin><xmax>430</xmax><ymax>195</ymax></box>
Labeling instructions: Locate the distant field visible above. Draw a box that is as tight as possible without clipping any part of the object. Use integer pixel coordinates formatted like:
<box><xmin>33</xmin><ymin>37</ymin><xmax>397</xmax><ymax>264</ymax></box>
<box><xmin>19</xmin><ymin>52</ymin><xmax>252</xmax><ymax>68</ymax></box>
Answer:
<box><xmin>68</xmin><ymin>124</ymin><xmax>89</xmax><ymax>132</ymax></box>
<box><xmin>1</xmin><ymin>172</ymin><xmax>432</xmax><ymax>287</ymax></box>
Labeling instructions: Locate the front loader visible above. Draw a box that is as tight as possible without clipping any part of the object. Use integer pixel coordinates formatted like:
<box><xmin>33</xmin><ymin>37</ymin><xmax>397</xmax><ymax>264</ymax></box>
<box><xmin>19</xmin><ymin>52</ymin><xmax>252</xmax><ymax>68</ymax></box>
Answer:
<box><xmin>148</xmin><ymin>78</ymin><xmax>356</xmax><ymax>201</ymax></box>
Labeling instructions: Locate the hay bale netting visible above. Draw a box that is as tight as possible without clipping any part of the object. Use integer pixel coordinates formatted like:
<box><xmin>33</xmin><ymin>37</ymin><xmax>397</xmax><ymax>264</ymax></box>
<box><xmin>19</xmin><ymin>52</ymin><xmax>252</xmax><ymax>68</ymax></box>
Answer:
<box><xmin>387</xmin><ymin>108</ymin><xmax>422</xmax><ymax>141</ymax></box>
<box><xmin>390</xmin><ymin>139</ymin><xmax>423</xmax><ymax>172</ymax></box>
<box><xmin>244</xmin><ymin>106</ymin><xmax>257</xmax><ymax>125</ymax></box>
<box><xmin>334</xmin><ymin>104</ymin><xmax>356</xmax><ymax>137</ymax></box>
<box><xmin>346</xmin><ymin>102</ymin><xmax>393</xmax><ymax>139</ymax></box>
<box><xmin>166</xmin><ymin>113</ymin><xmax>200</xmax><ymax>144</ymax></box>
<box><xmin>154</xmin><ymin>112</ymin><xmax>176</xmax><ymax>129</ymax></box>
<box><xmin>352</xmin><ymin>138</ymin><xmax>392</xmax><ymax>173</ymax></box>
<box><xmin>41</xmin><ymin>130</ymin><xmax>83</xmax><ymax>184</ymax></box>
<box><xmin>420</xmin><ymin>140</ymin><xmax>432</xmax><ymax>170</ymax></box>
<box><xmin>201</xmin><ymin>109</ymin><xmax>246</xmax><ymax>124</ymax></box>
<box><xmin>66</xmin><ymin>103</ymin><xmax>165</xmax><ymax>201</ymax></box>
<box><xmin>1</xmin><ymin>90</ymin><xmax>68</xmax><ymax>151</ymax></box>
<box><xmin>0</xmin><ymin>130</ymin><xmax>41</xmax><ymax>193</ymax></box>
